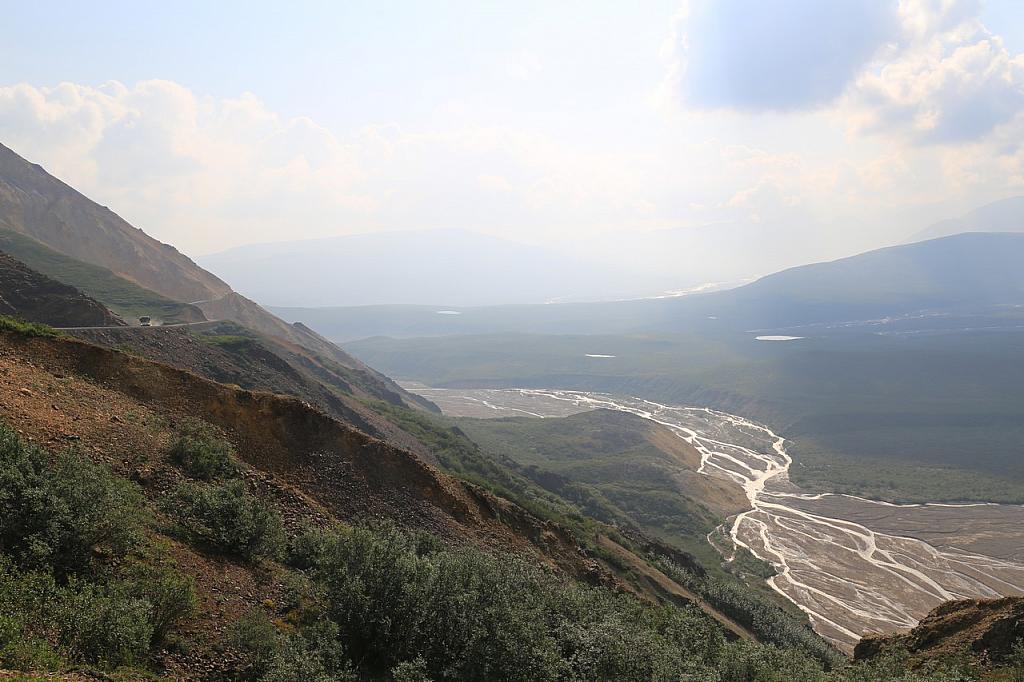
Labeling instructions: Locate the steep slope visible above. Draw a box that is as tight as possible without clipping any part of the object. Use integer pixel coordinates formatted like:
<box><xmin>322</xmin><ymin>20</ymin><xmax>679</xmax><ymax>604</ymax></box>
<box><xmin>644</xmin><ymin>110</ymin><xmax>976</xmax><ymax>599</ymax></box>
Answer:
<box><xmin>910</xmin><ymin>196</ymin><xmax>1024</xmax><ymax>242</ymax></box>
<box><xmin>195</xmin><ymin>291</ymin><xmax>435</xmax><ymax>411</ymax></box>
<box><xmin>0</xmin><ymin>227</ymin><xmax>205</xmax><ymax>324</ymax></box>
<box><xmin>68</xmin><ymin>321</ymin><xmax>430</xmax><ymax>449</ymax></box>
<box><xmin>0</xmin><ymin>142</ymin><xmax>431</xmax><ymax>410</ymax></box>
<box><xmin>0</xmin><ymin>252</ymin><xmax>124</xmax><ymax>327</ymax></box>
<box><xmin>0</xmin><ymin>328</ymin><xmax>607</xmax><ymax>586</ymax></box>
<box><xmin>0</xmin><ymin>142</ymin><xmax>230</xmax><ymax>302</ymax></box>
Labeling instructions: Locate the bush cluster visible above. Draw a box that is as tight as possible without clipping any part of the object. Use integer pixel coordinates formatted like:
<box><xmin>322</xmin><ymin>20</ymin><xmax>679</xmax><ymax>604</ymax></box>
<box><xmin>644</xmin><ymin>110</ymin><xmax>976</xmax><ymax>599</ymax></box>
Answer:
<box><xmin>168</xmin><ymin>417</ymin><xmax>238</xmax><ymax>480</ymax></box>
<box><xmin>0</xmin><ymin>424</ymin><xmax>196</xmax><ymax>671</ymax></box>
<box><xmin>169</xmin><ymin>479</ymin><xmax>285</xmax><ymax>561</ymax></box>
<box><xmin>275</xmin><ymin>522</ymin><xmax>821</xmax><ymax>681</ymax></box>
<box><xmin>0</xmin><ymin>314</ymin><xmax>59</xmax><ymax>338</ymax></box>
<box><xmin>656</xmin><ymin>557</ymin><xmax>842</xmax><ymax>666</ymax></box>
<box><xmin>0</xmin><ymin>427</ymin><xmax>145</xmax><ymax>577</ymax></box>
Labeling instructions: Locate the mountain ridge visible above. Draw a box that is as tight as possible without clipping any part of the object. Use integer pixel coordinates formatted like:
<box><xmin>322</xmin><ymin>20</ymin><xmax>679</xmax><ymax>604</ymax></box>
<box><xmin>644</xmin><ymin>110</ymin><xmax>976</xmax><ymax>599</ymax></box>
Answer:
<box><xmin>910</xmin><ymin>196</ymin><xmax>1024</xmax><ymax>242</ymax></box>
<box><xmin>0</xmin><ymin>141</ymin><xmax>433</xmax><ymax>412</ymax></box>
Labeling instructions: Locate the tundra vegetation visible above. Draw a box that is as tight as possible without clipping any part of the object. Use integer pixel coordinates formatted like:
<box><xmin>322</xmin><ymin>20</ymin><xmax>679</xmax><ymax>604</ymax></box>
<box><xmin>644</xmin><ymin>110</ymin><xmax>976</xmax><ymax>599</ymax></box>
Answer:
<box><xmin>1</xmin><ymin>421</ymin><xmax>1020</xmax><ymax>679</ymax></box>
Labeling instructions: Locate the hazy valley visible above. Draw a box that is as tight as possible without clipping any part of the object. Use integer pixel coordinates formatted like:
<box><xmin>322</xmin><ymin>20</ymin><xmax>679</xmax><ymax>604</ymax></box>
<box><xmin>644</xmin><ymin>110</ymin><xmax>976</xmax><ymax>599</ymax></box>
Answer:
<box><xmin>4</xmin><ymin>3</ymin><xmax>1024</xmax><ymax>678</ymax></box>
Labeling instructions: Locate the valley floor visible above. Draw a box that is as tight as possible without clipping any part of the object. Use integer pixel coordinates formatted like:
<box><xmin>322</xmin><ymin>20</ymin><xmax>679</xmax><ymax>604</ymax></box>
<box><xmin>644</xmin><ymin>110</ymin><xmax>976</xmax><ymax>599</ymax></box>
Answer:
<box><xmin>406</xmin><ymin>384</ymin><xmax>1024</xmax><ymax>652</ymax></box>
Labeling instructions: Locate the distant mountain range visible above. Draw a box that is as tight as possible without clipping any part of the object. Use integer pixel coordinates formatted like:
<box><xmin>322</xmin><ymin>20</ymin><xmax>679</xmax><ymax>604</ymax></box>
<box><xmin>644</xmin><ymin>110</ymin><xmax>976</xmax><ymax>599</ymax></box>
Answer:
<box><xmin>202</xmin><ymin>193</ymin><xmax>1024</xmax><ymax>311</ymax></box>
<box><xmin>276</xmin><ymin>231</ymin><xmax>1024</xmax><ymax>340</ymax></box>
<box><xmin>199</xmin><ymin>230</ymin><xmax>686</xmax><ymax>307</ymax></box>
<box><xmin>910</xmin><ymin>196</ymin><xmax>1024</xmax><ymax>242</ymax></box>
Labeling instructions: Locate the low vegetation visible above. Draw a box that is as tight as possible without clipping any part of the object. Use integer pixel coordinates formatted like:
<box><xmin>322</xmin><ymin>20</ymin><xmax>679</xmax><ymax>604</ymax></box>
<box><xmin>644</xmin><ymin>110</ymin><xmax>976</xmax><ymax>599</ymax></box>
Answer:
<box><xmin>0</xmin><ymin>227</ymin><xmax>202</xmax><ymax>323</ymax></box>
<box><xmin>0</xmin><ymin>314</ymin><xmax>59</xmax><ymax>338</ymax></box>
<box><xmin>657</xmin><ymin>558</ymin><xmax>839</xmax><ymax>665</ymax></box>
<box><xmin>168</xmin><ymin>417</ymin><xmax>239</xmax><ymax>480</ymax></box>
<box><xmin>197</xmin><ymin>333</ymin><xmax>262</xmax><ymax>354</ymax></box>
<box><xmin>0</xmin><ymin>424</ymin><xmax>195</xmax><ymax>673</ymax></box>
<box><xmin>274</xmin><ymin>522</ymin><xmax>814</xmax><ymax>681</ymax></box>
<box><xmin>168</xmin><ymin>479</ymin><xmax>286</xmax><ymax>561</ymax></box>
<box><xmin>1</xmin><ymin>417</ymin><xmax>1021</xmax><ymax>679</ymax></box>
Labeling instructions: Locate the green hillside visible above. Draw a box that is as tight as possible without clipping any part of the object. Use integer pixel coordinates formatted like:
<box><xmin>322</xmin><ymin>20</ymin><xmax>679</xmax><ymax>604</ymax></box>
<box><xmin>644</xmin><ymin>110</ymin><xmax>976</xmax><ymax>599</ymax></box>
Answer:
<box><xmin>0</xmin><ymin>228</ymin><xmax>204</xmax><ymax>324</ymax></box>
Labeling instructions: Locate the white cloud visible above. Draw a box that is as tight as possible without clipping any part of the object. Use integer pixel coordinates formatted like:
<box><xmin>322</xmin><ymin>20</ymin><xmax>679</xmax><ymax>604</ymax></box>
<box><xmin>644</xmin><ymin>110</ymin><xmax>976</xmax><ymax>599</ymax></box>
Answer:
<box><xmin>849</xmin><ymin>8</ymin><xmax>1024</xmax><ymax>144</ymax></box>
<box><xmin>665</xmin><ymin>0</ymin><xmax>1024</xmax><ymax>150</ymax></box>
<box><xmin>0</xmin><ymin>80</ymin><xmax>666</xmax><ymax>254</ymax></box>
<box><xmin>666</xmin><ymin>0</ymin><xmax>899</xmax><ymax>111</ymax></box>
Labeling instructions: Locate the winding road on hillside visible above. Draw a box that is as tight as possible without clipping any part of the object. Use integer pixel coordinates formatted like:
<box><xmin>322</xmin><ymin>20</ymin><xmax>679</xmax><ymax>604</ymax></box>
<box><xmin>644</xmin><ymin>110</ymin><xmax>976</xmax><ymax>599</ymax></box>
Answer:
<box><xmin>404</xmin><ymin>385</ymin><xmax>1024</xmax><ymax>652</ymax></box>
<box><xmin>55</xmin><ymin>320</ymin><xmax>219</xmax><ymax>331</ymax></box>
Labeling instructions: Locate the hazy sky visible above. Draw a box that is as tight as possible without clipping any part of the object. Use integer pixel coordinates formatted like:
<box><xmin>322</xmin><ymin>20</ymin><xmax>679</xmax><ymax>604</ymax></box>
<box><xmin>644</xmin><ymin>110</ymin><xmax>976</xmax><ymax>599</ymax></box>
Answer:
<box><xmin>2</xmin><ymin>0</ymin><xmax>1024</xmax><ymax>264</ymax></box>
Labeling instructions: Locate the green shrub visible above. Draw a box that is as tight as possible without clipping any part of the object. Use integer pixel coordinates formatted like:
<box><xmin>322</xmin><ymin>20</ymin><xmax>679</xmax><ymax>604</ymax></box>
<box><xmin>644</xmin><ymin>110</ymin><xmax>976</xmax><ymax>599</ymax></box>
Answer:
<box><xmin>230</xmin><ymin>610</ymin><xmax>355</xmax><ymax>681</ymax></box>
<box><xmin>125</xmin><ymin>563</ymin><xmax>198</xmax><ymax>644</ymax></box>
<box><xmin>169</xmin><ymin>418</ymin><xmax>238</xmax><ymax>480</ymax></box>
<box><xmin>229</xmin><ymin>609</ymin><xmax>281</xmax><ymax>672</ymax></box>
<box><xmin>0</xmin><ymin>609</ymin><xmax>63</xmax><ymax>671</ymax></box>
<box><xmin>0</xmin><ymin>425</ymin><xmax>145</xmax><ymax>577</ymax></box>
<box><xmin>284</xmin><ymin>523</ymin><xmax>780</xmax><ymax>681</ymax></box>
<box><xmin>656</xmin><ymin>557</ymin><xmax>841</xmax><ymax>667</ymax></box>
<box><xmin>170</xmin><ymin>479</ymin><xmax>285</xmax><ymax>561</ymax></box>
<box><xmin>391</xmin><ymin>657</ymin><xmax>431</xmax><ymax>682</ymax></box>
<box><xmin>0</xmin><ymin>315</ymin><xmax>59</xmax><ymax>338</ymax></box>
<box><xmin>0</xmin><ymin>559</ymin><xmax>151</xmax><ymax>670</ymax></box>
<box><xmin>54</xmin><ymin>580</ymin><xmax>153</xmax><ymax>667</ymax></box>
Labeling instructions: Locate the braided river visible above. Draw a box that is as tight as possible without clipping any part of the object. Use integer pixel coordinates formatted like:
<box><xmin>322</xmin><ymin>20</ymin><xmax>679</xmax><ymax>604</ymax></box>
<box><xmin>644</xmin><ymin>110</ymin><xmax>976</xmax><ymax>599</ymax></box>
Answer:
<box><xmin>405</xmin><ymin>385</ymin><xmax>1024</xmax><ymax>652</ymax></box>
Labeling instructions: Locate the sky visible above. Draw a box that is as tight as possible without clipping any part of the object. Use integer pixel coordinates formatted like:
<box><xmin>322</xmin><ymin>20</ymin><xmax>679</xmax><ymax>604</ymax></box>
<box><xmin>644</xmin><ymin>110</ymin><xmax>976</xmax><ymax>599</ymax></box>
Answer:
<box><xmin>2</xmin><ymin>0</ymin><xmax>1024</xmax><ymax>274</ymax></box>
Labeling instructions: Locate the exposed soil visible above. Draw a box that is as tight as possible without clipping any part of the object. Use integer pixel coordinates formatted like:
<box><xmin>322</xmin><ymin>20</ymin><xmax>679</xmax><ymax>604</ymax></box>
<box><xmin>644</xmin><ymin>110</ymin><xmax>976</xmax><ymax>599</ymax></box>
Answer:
<box><xmin>855</xmin><ymin>597</ymin><xmax>1024</xmax><ymax>666</ymax></box>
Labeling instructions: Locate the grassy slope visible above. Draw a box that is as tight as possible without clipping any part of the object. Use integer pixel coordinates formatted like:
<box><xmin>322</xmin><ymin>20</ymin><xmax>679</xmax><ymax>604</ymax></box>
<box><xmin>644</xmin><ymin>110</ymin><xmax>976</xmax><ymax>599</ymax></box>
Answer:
<box><xmin>452</xmin><ymin>411</ymin><xmax>733</xmax><ymax>555</ymax></box>
<box><xmin>0</xmin><ymin>228</ymin><xmax>202</xmax><ymax>323</ymax></box>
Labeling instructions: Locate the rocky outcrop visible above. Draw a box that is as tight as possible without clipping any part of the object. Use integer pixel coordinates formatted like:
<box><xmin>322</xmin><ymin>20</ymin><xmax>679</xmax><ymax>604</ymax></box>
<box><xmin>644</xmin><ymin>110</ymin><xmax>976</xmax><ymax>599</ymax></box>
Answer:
<box><xmin>0</xmin><ymin>252</ymin><xmax>124</xmax><ymax>327</ymax></box>
<box><xmin>855</xmin><ymin>597</ymin><xmax>1024</xmax><ymax>664</ymax></box>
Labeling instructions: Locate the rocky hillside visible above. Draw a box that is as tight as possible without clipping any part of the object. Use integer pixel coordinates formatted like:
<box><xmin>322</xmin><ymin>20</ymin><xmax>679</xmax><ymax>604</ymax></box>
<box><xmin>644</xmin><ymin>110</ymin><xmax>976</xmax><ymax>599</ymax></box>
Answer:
<box><xmin>0</xmin><ymin>143</ymin><xmax>430</xmax><ymax>410</ymax></box>
<box><xmin>70</xmin><ymin>321</ymin><xmax>429</xmax><ymax>446</ymax></box>
<box><xmin>0</xmin><ymin>252</ymin><xmax>123</xmax><ymax>327</ymax></box>
<box><xmin>0</xmin><ymin>142</ymin><xmax>230</xmax><ymax>303</ymax></box>
<box><xmin>0</xmin><ymin>329</ymin><xmax>599</xmax><ymax>575</ymax></box>
<box><xmin>856</xmin><ymin>597</ymin><xmax>1024</xmax><ymax>667</ymax></box>
<box><xmin>0</xmin><ymin>227</ymin><xmax>206</xmax><ymax>324</ymax></box>
<box><xmin>0</xmin><ymin>324</ymin><xmax>775</xmax><ymax>678</ymax></box>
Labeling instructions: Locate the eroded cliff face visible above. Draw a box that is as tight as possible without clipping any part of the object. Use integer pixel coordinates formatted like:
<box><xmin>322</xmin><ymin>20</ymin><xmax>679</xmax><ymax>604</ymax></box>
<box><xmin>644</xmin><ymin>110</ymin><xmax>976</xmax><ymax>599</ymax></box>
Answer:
<box><xmin>0</xmin><ymin>329</ymin><xmax>609</xmax><ymax>586</ymax></box>
<box><xmin>0</xmin><ymin>252</ymin><xmax>124</xmax><ymax>327</ymax></box>
<box><xmin>855</xmin><ymin>597</ymin><xmax>1024</xmax><ymax>665</ymax></box>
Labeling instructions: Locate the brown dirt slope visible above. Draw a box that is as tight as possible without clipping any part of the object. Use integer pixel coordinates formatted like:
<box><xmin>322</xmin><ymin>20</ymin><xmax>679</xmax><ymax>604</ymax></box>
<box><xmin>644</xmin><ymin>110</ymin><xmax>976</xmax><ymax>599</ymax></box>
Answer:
<box><xmin>855</xmin><ymin>597</ymin><xmax>1024</xmax><ymax>665</ymax></box>
<box><xmin>196</xmin><ymin>293</ymin><xmax>437</xmax><ymax>412</ymax></box>
<box><xmin>0</xmin><ymin>252</ymin><xmax>124</xmax><ymax>327</ymax></box>
<box><xmin>68</xmin><ymin>322</ymin><xmax>427</xmax><ymax>450</ymax></box>
<box><xmin>0</xmin><ymin>329</ymin><xmax>607</xmax><ymax>583</ymax></box>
